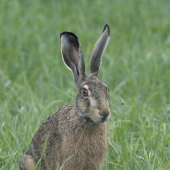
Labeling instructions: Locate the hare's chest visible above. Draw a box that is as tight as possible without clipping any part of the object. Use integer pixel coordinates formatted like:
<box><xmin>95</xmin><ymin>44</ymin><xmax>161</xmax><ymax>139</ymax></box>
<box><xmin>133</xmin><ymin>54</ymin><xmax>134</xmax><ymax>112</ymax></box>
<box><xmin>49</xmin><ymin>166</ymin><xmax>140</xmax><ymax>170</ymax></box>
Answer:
<box><xmin>60</xmin><ymin>124</ymin><xmax>107</xmax><ymax>169</ymax></box>
<box><xmin>79</xmin><ymin>130</ymin><xmax>108</xmax><ymax>157</ymax></box>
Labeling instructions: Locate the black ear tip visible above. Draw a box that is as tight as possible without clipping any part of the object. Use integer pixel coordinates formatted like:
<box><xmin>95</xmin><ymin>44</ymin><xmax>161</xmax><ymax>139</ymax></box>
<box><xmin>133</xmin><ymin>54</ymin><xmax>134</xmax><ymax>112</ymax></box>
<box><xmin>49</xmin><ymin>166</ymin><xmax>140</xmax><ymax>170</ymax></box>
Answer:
<box><xmin>60</xmin><ymin>32</ymin><xmax>78</xmax><ymax>39</ymax></box>
<box><xmin>103</xmin><ymin>24</ymin><xmax>110</xmax><ymax>35</ymax></box>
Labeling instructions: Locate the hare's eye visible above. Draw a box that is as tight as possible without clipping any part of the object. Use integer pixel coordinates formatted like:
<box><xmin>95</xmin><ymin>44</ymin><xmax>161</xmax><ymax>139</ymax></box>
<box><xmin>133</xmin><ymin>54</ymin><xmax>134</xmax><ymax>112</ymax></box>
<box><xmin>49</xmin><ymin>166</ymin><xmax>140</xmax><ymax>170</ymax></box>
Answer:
<box><xmin>82</xmin><ymin>88</ymin><xmax>88</xmax><ymax>97</ymax></box>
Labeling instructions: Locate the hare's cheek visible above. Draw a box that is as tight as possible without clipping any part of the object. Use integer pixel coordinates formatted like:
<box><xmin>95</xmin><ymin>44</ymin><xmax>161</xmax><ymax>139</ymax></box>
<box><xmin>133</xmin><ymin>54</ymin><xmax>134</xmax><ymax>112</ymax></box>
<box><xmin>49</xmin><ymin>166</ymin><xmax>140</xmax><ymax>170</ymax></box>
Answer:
<box><xmin>81</xmin><ymin>98</ymin><xmax>90</xmax><ymax>111</ymax></box>
<box><xmin>89</xmin><ymin>97</ymin><xmax>98</xmax><ymax>108</ymax></box>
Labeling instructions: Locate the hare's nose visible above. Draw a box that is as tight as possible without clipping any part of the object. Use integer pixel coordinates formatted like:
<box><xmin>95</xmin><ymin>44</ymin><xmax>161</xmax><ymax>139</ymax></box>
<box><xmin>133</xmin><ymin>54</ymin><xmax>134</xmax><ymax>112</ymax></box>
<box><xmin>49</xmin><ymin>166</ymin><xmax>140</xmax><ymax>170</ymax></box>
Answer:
<box><xmin>99</xmin><ymin>108</ymin><xmax>110</xmax><ymax>119</ymax></box>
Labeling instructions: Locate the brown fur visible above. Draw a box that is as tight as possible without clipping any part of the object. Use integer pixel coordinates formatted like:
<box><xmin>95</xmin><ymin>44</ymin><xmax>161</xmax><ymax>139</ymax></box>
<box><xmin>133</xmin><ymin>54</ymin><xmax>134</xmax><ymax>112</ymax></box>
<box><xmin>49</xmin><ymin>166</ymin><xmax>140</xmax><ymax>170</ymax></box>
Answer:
<box><xmin>20</xmin><ymin>25</ymin><xmax>110</xmax><ymax>170</ymax></box>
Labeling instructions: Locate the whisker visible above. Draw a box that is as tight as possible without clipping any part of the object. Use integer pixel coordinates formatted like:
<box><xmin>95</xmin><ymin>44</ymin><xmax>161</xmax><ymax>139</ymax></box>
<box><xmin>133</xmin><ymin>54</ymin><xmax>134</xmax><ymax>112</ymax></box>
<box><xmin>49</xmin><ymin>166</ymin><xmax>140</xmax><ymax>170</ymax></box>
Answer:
<box><xmin>109</xmin><ymin>101</ymin><xmax>120</xmax><ymax>107</ymax></box>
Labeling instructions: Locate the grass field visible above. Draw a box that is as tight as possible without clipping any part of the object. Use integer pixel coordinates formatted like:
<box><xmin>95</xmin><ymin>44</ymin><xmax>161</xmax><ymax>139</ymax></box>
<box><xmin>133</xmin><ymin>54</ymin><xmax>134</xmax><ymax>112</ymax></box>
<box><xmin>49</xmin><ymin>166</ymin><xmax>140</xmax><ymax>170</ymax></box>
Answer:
<box><xmin>0</xmin><ymin>0</ymin><xmax>170</xmax><ymax>169</ymax></box>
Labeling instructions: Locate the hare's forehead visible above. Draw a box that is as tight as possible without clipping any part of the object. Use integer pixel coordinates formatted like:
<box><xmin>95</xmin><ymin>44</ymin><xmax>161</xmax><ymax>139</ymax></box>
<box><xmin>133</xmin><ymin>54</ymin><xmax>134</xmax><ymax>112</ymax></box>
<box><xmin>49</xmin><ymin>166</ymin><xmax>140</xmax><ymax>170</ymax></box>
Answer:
<box><xmin>82</xmin><ymin>81</ymin><xmax>108</xmax><ymax>93</ymax></box>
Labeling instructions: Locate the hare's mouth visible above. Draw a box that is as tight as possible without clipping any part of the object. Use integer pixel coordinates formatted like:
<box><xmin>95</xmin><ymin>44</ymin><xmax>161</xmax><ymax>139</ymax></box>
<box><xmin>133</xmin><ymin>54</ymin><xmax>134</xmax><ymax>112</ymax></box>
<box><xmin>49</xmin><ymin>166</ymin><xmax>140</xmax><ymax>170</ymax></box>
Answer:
<box><xmin>83</xmin><ymin>113</ymin><xmax>110</xmax><ymax>124</ymax></box>
<box><xmin>100</xmin><ymin>115</ymin><xmax>110</xmax><ymax>122</ymax></box>
<box><xmin>100</xmin><ymin>117</ymin><xmax>108</xmax><ymax>122</ymax></box>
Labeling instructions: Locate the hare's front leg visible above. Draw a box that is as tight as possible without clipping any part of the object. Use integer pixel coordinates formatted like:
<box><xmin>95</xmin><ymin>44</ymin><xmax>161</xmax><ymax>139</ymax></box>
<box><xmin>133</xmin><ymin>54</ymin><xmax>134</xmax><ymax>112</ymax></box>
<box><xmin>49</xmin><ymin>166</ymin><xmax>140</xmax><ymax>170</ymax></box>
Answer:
<box><xmin>20</xmin><ymin>154</ymin><xmax>35</xmax><ymax>170</ymax></box>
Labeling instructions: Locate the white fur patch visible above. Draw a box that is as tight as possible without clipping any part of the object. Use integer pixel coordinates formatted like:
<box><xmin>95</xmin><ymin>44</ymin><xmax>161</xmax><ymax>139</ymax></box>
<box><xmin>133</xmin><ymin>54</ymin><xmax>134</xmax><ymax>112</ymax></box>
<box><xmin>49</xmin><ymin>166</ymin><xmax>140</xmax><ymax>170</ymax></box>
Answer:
<box><xmin>90</xmin><ymin>97</ymin><xmax>98</xmax><ymax>107</ymax></box>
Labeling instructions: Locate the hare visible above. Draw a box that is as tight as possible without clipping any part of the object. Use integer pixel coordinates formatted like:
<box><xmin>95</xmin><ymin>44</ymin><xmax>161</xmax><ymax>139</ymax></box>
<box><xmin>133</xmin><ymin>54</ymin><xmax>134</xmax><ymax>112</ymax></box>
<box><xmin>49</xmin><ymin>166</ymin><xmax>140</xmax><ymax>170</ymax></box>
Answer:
<box><xmin>20</xmin><ymin>24</ymin><xmax>111</xmax><ymax>170</ymax></box>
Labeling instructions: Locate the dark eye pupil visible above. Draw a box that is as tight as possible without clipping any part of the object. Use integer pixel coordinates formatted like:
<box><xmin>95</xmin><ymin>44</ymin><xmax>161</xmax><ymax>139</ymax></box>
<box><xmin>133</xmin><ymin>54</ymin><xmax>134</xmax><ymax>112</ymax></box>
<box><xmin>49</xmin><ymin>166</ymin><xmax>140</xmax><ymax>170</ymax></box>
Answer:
<box><xmin>83</xmin><ymin>88</ymin><xmax>88</xmax><ymax>96</ymax></box>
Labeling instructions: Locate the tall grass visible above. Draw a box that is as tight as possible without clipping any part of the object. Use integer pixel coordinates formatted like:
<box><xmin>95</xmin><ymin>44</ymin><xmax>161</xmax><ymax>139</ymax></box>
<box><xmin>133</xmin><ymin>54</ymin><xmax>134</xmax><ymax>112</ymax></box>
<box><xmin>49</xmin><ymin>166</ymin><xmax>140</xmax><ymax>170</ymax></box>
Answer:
<box><xmin>0</xmin><ymin>0</ymin><xmax>170</xmax><ymax>169</ymax></box>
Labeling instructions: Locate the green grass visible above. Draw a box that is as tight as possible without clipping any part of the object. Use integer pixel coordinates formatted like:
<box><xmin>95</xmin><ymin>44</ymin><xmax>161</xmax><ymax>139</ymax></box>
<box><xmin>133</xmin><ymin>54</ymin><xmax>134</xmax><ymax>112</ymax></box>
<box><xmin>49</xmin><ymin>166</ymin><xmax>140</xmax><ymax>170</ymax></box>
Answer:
<box><xmin>0</xmin><ymin>0</ymin><xmax>170</xmax><ymax>169</ymax></box>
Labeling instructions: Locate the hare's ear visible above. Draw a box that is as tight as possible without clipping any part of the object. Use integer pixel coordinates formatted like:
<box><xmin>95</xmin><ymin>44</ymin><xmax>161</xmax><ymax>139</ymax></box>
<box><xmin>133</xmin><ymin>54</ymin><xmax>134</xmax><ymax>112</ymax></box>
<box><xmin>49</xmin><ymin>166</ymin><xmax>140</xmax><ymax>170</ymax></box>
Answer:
<box><xmin>60</xmin><ymin>32</ymin><xmax>85</xmax><ymax>87</ymax></box>
<box><xmin>90</xmin><ymin>24</ymin><xmax>110</xmax><ymax>77</ymax></box>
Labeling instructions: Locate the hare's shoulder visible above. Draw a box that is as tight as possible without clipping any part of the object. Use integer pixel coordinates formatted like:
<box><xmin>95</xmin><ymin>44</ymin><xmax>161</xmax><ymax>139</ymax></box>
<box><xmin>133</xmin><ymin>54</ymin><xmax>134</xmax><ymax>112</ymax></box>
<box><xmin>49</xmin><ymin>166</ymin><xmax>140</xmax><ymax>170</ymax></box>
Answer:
<box><xmin>43</xmin><ymin>103</ymin><xmax>76</xmax><ymax>124</ymax></box>
<box><xmin>32</xmin><ymin>103</ymin><xmax>75</xmax><ymax>140</ymax></box>
<box><xmin>34</xmin><ymin>103</ymin><xmax>75</xmax><ymax>134</ymax></box>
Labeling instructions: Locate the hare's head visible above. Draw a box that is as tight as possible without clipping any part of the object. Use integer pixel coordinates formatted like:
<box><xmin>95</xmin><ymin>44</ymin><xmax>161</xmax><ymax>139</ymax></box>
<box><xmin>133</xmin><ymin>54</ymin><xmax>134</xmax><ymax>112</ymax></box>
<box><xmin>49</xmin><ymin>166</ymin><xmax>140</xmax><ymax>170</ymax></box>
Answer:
<box><xmin>60</xmin><ymin>25</ymin><xmax>111</xmax><ymax>123</ymax></box>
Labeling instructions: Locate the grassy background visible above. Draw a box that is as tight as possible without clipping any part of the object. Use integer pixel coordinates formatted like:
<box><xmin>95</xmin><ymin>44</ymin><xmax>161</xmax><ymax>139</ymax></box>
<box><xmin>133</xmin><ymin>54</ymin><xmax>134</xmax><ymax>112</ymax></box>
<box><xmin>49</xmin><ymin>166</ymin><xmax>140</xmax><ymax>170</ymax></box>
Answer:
<box><xmin>0</xmin><ymin>0</ymin><xmax>170</xmax><ymax>169</ymax></box>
